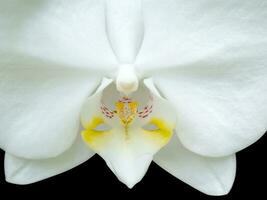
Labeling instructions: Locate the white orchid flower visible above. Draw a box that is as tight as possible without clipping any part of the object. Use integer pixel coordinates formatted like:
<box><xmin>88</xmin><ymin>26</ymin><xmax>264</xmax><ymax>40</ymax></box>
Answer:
<box><xmin>0</xmin><ymin>0</ymin><xmax>266</xmax><ymax>196</ymax></box>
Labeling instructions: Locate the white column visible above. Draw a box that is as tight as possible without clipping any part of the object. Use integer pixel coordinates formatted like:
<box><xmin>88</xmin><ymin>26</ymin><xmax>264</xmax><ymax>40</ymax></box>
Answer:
<box><xmin>105</xmin><ymin>0</ymin><xmax>144</xmax><ymax>94</ymax></box>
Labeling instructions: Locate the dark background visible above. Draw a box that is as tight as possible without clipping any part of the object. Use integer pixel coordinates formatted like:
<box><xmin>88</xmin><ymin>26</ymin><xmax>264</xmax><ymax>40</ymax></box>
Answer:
<box><xmin>0</xmin><ymin>134</ymin><xmax>266</xmax><ymax>199</ymax></box>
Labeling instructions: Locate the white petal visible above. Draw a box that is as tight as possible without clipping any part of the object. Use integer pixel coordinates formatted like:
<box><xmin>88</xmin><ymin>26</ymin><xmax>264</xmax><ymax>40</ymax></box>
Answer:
<box><xmin>0</xmin><ymin>67</ymin><xmax>100</xmax><ymax>159</ymax></box>
<box><xmin>80</xmin><ymin>79</ymin><xmax>176</xmax><ymax>188</ymax></box>
<box><xmin>0</xmin><ymin>0</ymin><xmax>117</xmax><ymax>71</ymax></box>
<box><xmin>5</xmin><ymin>135</ymin><xmax>94</xmax><ymax>185</ymax></box>
<box><xmin>137</xmin><ymin>0</ymin><xmax>267</xmax><ymax>72</ymax></box>
<box><xmin>137</xmin><ymin>0</ymin><xmax>267</xmax><ymax>157</ymax></box>
<box><xmin>154</xmin><ymin>136</ymin><xmax>236</xmax><ymax>196</ymax></box>
<box><xmin>0</xmin><ymin>0</ymin><xmax>117</xmax><ymax>159</ymax></box>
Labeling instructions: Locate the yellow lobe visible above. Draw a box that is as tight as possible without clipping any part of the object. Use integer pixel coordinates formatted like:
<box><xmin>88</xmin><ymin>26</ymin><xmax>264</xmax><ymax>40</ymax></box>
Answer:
<box><xmin>142</xmin><ymin>117</ymin><xmax>174</xmax><ymax>146</ymax></box>
<box><xmin>81</xmin><ymin>116</ymin><xmax>111</xmax><ymax>149</ymax></box>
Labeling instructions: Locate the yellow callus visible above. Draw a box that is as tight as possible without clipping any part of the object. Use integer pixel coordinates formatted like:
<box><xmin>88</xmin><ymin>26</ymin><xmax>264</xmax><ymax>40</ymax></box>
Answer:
<box><xmin>115</xmin><ymin>100</ymin><xmax>138</xmax><ymax>126</ymax></box>
<box><xmin>142</xmin><ymin>117</ymin><xmax>174</xmax><ymax>147</ymax></box>
<box><xmin>81</xmin><ymin>117</ymin><xmax>111</xmax><ymax>149</ymax></box>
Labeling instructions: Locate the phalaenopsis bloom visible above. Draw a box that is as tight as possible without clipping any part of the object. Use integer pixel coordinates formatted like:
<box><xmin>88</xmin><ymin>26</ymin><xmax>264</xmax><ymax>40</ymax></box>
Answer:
<box><xmin>0</xmin><ymin>0</ymin><xmax>266</xmax><ymax>196</ymax></box>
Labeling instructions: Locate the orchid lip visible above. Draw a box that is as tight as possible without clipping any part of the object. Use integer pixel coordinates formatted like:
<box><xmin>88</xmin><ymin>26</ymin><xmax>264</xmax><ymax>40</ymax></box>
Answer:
<box><xmin>80</xmin><ymin>78</ymin><xmax>176</xmax><ymax>187</ymax></box>
<box><xmin>105</xmin><ymin>153</ymin><xmax>153</xmax><ymax>188</ymax></box>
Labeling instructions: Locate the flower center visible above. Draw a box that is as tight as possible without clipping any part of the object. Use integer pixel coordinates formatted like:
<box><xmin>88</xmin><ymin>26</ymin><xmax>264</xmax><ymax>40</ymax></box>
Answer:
<box><xmin>100</xmin><ymin>96</ymin><xmax>153</xmax><ymax>127</ymax></box>
<box><xmin>115</xmin><ymin>97</ymin><xmax>138</xmax><ymax>126</ymax></box>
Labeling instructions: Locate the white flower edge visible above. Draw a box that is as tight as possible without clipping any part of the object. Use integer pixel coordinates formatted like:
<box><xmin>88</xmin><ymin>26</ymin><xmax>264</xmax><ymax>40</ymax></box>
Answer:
<box><xmin>5</xmin><ymin>78</ymin><xmax>236</xmax><ymax>196</ymax></box>
<box><xmin>154</xmin><ymin>135</ymin><xmax>236</xmax><ymax>196</ymax></box>
<box><xmin>4</xmin><ymin>135</ymin><xmax>95</xmax><ymax>185</ymax></box>
<box><xmin>4</xmin><ymin>132</ymin><xmax>236</xmax><ymax>196</ymax></box>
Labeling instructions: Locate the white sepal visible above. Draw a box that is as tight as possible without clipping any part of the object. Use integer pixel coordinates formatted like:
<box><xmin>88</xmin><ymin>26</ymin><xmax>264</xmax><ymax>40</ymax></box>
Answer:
<box><xmin>5</xmin><ymin>135</ymin><xmax>95</xmax><ymax>185</ymax></box>
<box><xmin>154</xmin><ymin>135</ymin><xmax>236</xmax><ymax>196</ymax></box>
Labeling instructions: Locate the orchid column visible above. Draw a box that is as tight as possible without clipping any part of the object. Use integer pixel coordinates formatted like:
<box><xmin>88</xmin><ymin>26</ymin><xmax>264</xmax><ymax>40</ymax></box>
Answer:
<box><xmin>105</xmin><ymin>0</ymin><xmax>143</xmax><ymax>94</ymax></box>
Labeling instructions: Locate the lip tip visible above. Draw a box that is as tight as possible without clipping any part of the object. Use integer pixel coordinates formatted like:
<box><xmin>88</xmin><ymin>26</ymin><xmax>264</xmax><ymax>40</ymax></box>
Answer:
<box><xmin>126</xmin><ymin>182</ymin><xmax>135</xmax><ymax>189</ymax></box>
<box><xmin>123</xmin><ymin>179</ymin><xmax>139</xmax><ymax>189</ymax></box>
<box><xmin>117</xmin><ymin>174</ymin><xmax>140</xmax><ymax>189</ymax></box>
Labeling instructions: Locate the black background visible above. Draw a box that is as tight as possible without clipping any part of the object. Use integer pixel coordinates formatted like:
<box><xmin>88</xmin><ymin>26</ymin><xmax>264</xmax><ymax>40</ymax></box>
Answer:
<box><xmin>0</xmin><ymin>134</ymin><xmax>266</xmax><ymax>199</ymax></box>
